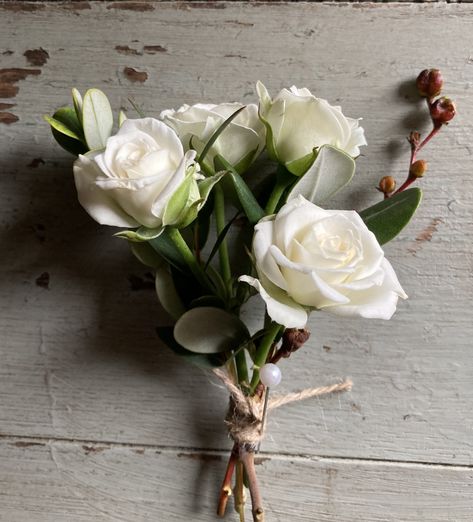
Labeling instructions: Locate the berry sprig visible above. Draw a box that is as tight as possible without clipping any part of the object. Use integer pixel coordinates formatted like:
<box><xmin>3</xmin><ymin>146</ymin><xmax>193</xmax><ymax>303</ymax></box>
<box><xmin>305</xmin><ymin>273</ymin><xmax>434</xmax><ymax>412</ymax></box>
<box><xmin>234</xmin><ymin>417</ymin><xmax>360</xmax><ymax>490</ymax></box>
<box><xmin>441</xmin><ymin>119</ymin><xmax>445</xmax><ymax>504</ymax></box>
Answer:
<box><xmin>378</xmin><ymin>69</ymin><xmax>456</xmax><ymax>199</ymax></box>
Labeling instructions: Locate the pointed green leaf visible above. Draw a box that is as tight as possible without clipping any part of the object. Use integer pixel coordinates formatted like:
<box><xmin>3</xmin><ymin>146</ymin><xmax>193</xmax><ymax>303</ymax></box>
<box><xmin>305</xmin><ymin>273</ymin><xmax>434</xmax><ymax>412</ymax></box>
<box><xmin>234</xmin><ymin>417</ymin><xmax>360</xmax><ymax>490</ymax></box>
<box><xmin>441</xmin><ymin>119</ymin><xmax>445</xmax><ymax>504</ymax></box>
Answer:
<box><xmin>149</xmin><ymin>229</ymin><xmax>187</xmax><ymax>271</ymax></box>
<box><xmin>155</xmin><ymin>267</ymin><xmax>186</xmax><ymax>320</ymax></box>
<box><xmin>287</xmin><ymin>145</ymin><xmax>356</xmax><ymax>205</ymax></box>
<box><xmin>174</xmin><ymin>307</ymin><xmax>249</xmax><ymax>354</ymax></box>
<box><xmin>118</xmin><ymin>110</ymin><xmax>127</xmax><ymax>127</ymax></box>
<box><xmin>157</xmin><ymin>327</ymin><xmax>226</xmax><ymax>368</ymax></box>
<box><xmin>82</xmin><ymin>88</ymin><xmax>113</xmax><ymax>150</ymax></box>
<box><xmin>197</xmin><ymin>106</ymin><xmax>246</xmax><ymax>164</ymax></box>
<box><xmin>233</xmin><ymin>146</ymin><xmax>259</xmax><ymax>175</ymax></box>
<box><xmin>44</xmin><ymin>114</ymin><xmax>82</xmax><ymax>141</ymax></box>
<box><xmin>359</xmin><ymin>188</ymin><xmax>423</xmax><ymax>245</ymax></box>
<box><xmin>50</xmin><ymin>128</ymin><xmax>88</xmax><ymax>156</ymax></box>
<box><xmin>115</xmin><ymin>225</ymin><xmax>164</xmax><ymax>242</ymax></box>
<box><xmin>214</xmin><ymin>154</ymin><xmax>265</xmax><ymax>225</ymax></box>
<box><xmin>72</xmin><ymin>88</ymin><xmax>83</xmax><ymax>124</ymax></box>
<box><xmin>204</xmin><ymin>212</ymin><xmax>240</xmax><ymax>271</ymax></box>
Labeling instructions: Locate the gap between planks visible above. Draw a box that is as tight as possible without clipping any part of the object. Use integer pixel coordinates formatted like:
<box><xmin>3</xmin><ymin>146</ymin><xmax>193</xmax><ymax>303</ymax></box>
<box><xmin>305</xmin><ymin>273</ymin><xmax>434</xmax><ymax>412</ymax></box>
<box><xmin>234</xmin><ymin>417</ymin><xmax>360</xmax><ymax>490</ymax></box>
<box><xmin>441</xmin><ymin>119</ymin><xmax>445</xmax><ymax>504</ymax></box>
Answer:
<box><xmin>1</xmin><ymin>433</ymin><xmax>472</xmax><ymax>471</ymax></box>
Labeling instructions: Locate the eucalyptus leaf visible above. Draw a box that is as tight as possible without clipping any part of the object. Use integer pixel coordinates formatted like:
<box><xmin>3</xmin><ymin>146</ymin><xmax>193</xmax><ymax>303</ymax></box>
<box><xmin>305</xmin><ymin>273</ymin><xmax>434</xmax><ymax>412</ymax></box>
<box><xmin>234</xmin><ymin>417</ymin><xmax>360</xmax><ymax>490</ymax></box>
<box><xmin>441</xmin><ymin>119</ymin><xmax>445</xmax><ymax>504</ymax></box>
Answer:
<box><xmin>130</xmin><ymin>242</ymin><xmax>164</xmax><ymax>268</ymax></box>
<box><xmin>174</xmin><ymin>307</ymin><xmax>249</xmax><ymax>354</ymax></box>
<box><xmin>287</xmin><ymin>145</ymin><xmax>356</xmax><ymax>205</ymax></box>
<box><xmin>157</xmin><ymin>327</ymin><xmax>226</xmax><ymax>368</ymax></box>
<box><xmin>155</xmin><ymin>267</ymin><xmax>186</xmax><ymax>320</ymax></box>
<box><xmin>214</xmin><ymin>154</ymin><xmax>265</xmax><ymax>225</ymax></box>
<box><xmin>115</xmin><ymin>225</ymin><xmax>164</xmax><ymax>242</ymax></box>
<box><xmin>359</xmin><ymin>188</ymin><xmax>422</xmax><ymax>245</ymax></box>
<box><xmin>82</xmin><ymin>88</ymin><xmax>113</xmax><ymax>150</ymax></box>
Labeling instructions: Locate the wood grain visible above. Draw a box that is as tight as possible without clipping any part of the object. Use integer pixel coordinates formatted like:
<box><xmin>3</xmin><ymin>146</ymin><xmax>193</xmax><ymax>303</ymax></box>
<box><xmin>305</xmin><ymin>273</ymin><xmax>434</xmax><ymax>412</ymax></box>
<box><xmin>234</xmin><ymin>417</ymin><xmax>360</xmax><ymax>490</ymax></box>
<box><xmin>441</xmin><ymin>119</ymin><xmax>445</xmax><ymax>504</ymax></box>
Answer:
<box><xmin>0</xmin><ymin>1</ymin><xmax>472</xmax><ymax>520</ymax></box>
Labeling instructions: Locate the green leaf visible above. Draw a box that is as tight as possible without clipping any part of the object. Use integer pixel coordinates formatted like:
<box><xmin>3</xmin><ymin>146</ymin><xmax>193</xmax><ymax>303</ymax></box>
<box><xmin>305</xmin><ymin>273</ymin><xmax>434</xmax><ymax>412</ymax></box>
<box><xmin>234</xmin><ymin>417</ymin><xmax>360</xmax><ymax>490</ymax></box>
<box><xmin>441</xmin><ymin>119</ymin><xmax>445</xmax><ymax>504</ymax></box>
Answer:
<box><xmin>214</xmin><ymin>154</ymin><xmax>265</xmax><ymax>225</ymax></box>
<box><xmin>50</xmin><ymin>127</ymin><xmax>88</xmax><ymax>156</ymax></box>
<box><xmin>130</xmin><ymin>242</ymin><xmax>164</xmax><ymax>268</ymax></box>
<box><xmin>118</xmin><ymin>110</ymin><xmax>127</xmax><ymax>127</ymax></box>
<box><xmin>233</xmin><ymin>147</ymin><xmax>259</xmax><ymax>175</ymax></box>
<box><xmin>155</xmin><ymin>267</ymin><xmax>186</xmax><ymax>320</ymax></box>
<box><xmin>149</xmin><ymin>229</ymin><xmax>187</xmax><ymax>271</ymax></box>
<box><xmin>72</xmin><ymin>88</ymin><xmax>83</xmax><ymax>124</ymax></box>
<box><xmin>287</xmin><ymin>145</ymin><xmax>356</xmax><ymax>205</ymax></box>
<box><xmin>115</xmin><ymin>225</ymin><xmax>164</xmax><ymax>242</ymax></box>
<box><xmin>128</xmin><ymin>97</ymin><xmax>145</xmax><ymax>118</ymax></box>
<box><xmin>204</xmin><ymin>212</ymin><xmax>239</xmax><ymax>271</ymax></box>
<box><xmin>359</xmin><ymin>188</ymin><xmax>423</xmax><ymax>245</ymax></box>
<box><xmin>198</xmin><ymin>171</ymin><xmax>225</xmax><ymax>203</ymax></box>
<box><xmin>189</xmin><ymin>295</ymin><xmax>226</xmax><ymax>309</ymax></box>
<box><xmin>44</xmin><ymin>113</ymin><xmax>82</xmax><ymax>141</ymax></box>
<box><xmin>173</xmin><ymin>307</ymin><xmax>249</xmax><ymax>354</ymax></box>
<box><xmin>157</xmin><ymin>327</ymin><xmax>226</xmax><ymax>368</ymax></box>
<box><xmin>82</xmin><ymin>88</ymin><xmax>113</xmax><ymax>150</ymax></box>
<box><xmin>197</xmin><ymin>106</ymin><xmax>246</xmax><ymax>164</ymax></box>
<box><xmin>285</xmin><ymin>148</ymin><xmax>317</xmax><ymax>177</ymax></box>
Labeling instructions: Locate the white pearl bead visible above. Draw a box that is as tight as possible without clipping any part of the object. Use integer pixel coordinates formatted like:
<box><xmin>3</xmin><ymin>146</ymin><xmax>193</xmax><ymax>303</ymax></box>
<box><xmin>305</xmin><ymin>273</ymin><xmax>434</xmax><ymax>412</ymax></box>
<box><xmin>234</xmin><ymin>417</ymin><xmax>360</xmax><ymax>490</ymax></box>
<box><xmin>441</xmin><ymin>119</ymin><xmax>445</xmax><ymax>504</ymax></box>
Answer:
<box><xmin>260</xmin><ymin>363</ymin><xmax>282</xmax><ymax>387</ymax></box>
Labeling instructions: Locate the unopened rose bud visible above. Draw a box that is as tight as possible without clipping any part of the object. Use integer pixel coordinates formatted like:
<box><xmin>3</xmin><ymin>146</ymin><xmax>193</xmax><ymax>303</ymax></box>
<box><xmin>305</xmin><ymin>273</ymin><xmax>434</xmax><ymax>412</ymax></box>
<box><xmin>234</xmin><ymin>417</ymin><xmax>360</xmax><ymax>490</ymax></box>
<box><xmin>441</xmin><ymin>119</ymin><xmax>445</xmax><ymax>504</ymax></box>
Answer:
<box><xmin>416</xmin><ymin>69</ymin><xmax>443</xmax><ymax>99</ymax></box>
<box><xmin>410</xmin><ymin>160</ymin><xmax>428</xmax><ymax>178</ymax></box>
<box><xmin>378</xmin><ymin>176</ymin><xmax>396</xmax><ymax>195</ymax></box>
<box><xmin>430</xmin><ymin>97</ymin><xmax>456</xmax><ymax>126</ymax></box>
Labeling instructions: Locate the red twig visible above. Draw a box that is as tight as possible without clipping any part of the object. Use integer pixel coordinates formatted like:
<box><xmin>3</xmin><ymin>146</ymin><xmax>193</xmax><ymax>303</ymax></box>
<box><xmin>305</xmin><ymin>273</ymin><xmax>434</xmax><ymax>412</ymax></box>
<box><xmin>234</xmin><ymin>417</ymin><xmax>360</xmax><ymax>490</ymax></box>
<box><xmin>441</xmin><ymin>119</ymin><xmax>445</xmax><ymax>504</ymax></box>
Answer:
<box><xmin>217</xmin><ymin>443</ymin><xmax>239</xmax><ymax>517</ymax></box>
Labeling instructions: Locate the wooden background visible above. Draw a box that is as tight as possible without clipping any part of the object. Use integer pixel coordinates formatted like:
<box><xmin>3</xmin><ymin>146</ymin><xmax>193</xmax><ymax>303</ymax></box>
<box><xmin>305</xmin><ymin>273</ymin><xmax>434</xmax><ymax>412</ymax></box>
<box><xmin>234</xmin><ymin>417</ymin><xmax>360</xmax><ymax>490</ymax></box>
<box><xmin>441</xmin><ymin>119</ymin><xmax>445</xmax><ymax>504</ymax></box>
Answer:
<box><xmin>0</xmin><ymin>1</ymin><xmax>472</xmax><ymax>520</ymax></box>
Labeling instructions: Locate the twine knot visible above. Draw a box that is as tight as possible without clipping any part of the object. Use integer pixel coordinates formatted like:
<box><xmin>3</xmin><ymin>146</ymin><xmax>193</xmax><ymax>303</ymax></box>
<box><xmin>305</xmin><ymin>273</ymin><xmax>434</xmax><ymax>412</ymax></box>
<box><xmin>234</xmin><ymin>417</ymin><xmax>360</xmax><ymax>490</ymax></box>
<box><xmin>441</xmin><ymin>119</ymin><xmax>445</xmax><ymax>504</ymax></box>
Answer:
<box><xmin>214</xmin><ymin>369</ymin><xmax>353</xmax><ymax>450</ymax></box>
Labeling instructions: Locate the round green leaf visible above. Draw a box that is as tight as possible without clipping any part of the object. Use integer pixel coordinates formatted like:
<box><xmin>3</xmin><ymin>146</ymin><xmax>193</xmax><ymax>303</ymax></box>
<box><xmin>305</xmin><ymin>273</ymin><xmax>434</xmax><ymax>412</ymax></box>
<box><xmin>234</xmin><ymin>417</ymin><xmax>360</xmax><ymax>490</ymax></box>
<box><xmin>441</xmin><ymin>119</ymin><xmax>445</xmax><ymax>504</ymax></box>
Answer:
<box><xmin>82</xmin><ymin>88</ymin><xmax>113</xmax><ymax>150</ymax></box>
<box><xmin>174</xmin><ymin>306</ymin><xmax>249</xmax><ymax>354</ymax></box>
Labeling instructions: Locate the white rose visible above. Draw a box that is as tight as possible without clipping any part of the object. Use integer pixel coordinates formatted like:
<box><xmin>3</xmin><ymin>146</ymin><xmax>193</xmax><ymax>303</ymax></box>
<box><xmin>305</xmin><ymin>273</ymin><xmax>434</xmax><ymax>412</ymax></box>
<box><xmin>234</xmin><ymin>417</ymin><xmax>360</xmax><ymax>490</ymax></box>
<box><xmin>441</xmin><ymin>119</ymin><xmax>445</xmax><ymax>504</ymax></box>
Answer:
<box><xmin>73</xmin><ymin>117</ymin><xmax>197</xmax><ymax>229</ymax></box>
<box><xmin>160</xmin><ymin>102</ymin><xmax>266</xmax><ymax>171</ymax></box>
<box><xmin>257</xmin><ymin>81</ymin><xmax>367</xmax><ymax>174</ymax></box>
<box><xmin>240</xmin><ymin>196</ymin><xmax>407</xmax><ymax>329</ymax></box>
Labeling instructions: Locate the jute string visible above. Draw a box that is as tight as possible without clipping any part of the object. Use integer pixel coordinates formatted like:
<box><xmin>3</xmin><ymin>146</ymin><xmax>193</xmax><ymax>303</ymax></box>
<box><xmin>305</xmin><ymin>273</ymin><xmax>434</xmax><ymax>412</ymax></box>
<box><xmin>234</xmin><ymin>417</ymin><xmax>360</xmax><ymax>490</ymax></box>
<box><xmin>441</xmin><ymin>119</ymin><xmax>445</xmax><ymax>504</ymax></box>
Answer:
<box><xmin>214</xmin><ymin>369</ymin><xmax>352</xmax><ymax>449</ymax></box>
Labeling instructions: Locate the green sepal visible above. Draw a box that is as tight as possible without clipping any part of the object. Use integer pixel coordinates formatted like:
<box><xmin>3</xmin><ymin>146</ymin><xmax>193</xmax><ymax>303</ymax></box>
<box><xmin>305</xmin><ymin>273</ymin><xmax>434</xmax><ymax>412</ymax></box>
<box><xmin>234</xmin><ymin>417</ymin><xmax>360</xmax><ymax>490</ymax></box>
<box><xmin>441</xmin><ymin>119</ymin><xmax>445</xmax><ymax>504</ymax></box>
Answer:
<box><xmin>214</xmin><ymin>154</ymin><xmax>265</xmax><ymax>225</ymax></box>
<box><xmin>285</xmin><ymin>148</ymin><xmax>318</xmax><ymax>177</ymax></box>
<box><xmin>157</xmin><ymin>326</ymin><xmax>227</xmax><ymax>369</ymax></box>
<box><xmin>115</xmin><ymin>225</ymin><xmax>164</xmax><ymax>242</ymax></box>
<box><xmin>359</xmin><ymin>188</ymin><xmax>423</xmax><ymax>245</ymax></box>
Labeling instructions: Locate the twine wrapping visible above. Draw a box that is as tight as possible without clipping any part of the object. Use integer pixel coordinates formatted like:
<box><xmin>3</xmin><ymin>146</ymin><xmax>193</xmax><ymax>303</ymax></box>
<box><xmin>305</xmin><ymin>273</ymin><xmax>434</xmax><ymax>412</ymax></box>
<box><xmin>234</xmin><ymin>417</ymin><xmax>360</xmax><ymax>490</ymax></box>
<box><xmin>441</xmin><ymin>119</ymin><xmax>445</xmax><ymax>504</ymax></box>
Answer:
<box><xmin>214</xmin><ymin>369</ymin><xmax>352</xmax><ymax>449</ymax></box>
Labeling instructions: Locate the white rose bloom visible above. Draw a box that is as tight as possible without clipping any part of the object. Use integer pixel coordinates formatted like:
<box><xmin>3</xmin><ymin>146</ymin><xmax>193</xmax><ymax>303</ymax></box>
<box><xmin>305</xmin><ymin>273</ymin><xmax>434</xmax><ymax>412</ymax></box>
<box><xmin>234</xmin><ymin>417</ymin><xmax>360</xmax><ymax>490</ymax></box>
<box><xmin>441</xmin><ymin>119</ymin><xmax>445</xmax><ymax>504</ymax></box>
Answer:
<box><xmin>73</xmin><ymin>118</ymin><xmax>197</xmax><ymax>228</ymax></box>
<box><xmin>257</xmin><ymin>81</ymin><xmax>367</xmax><ymax>170</ymax></box>
<box><xmin>160</xmin><ymin>102</ymin><xmax>266</xmax><ymax>170</ymax></box>
<box><xmin>240</xmin><ymin>196</ymin><xmax>407</xmax><ymax>329</ymax></box>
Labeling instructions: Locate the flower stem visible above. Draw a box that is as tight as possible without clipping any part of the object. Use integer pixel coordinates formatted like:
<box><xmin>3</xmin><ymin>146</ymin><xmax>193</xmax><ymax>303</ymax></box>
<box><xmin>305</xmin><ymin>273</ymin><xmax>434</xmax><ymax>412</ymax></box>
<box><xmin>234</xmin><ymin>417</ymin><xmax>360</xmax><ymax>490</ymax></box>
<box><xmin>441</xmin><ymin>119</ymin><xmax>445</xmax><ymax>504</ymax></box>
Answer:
<box><xmin>217</xmin><ymin>443</ymin><xmax>239</xmax><ymax>517</ymax></box>
<box><xmin>265</xmin><ymin>180</ymin><xmax>286</xmax><ymax>215</ymax></box>
<box><xmin>214</xmin><ymin>184</ymin><xmax>232</xmax><ymax>288</ymax></box>
<box><xmin>240</xmin><ymin>447</ymin><xmax>264</xmax><ymax>522</ymax></box>
<box><xmin>250</xmin><ymin>322</ymin><xmax>282</xmax><ymax>393</ymax></box>
<box><xmin>166</xmin><ymin>227</ymin><xmax>211</xmax><ymax>292</ymax></box>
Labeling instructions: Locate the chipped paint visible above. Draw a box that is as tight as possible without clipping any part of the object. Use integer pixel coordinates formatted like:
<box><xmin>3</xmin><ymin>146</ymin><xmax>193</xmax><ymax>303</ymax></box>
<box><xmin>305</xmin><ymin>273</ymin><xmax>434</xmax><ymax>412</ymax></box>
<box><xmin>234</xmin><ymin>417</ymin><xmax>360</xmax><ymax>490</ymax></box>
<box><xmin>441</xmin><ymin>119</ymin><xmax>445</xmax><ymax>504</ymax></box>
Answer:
<box><xmin>0</xmin><ymin>68</ymin><xmax>41</xmax><ymax>98</ymax></box>
<box><xmin>143</xmin><ymin>45</ymin><xmax>167</xmax><ymax>54</ymax></box>
<box><xmin>24</xmin><ymin>48</ymin><xmax>49</xmax><ymax>67</ymax></box>
<box><xmin>115</xmin><ymin>45</ymin><xmax>141</xmax><ymax>56</ymax></box>
<box><xmin>123</xmin><ymin>67</ymin><xmax>148</xmax><ymax>83</ymax></box>
<box><xmin>0</xmin><ymin>112</ymin><xmax>18</xmax><ymax>124</ymax></box>
<box><xmin>107</xmin><ymin>2</ymin><xmax>154</xmax><ymax>12</ymax></box>
<box><xmin>116</xmin><ymin>44</ymin><xmax>167</xmax><ymax>56</ymax></box>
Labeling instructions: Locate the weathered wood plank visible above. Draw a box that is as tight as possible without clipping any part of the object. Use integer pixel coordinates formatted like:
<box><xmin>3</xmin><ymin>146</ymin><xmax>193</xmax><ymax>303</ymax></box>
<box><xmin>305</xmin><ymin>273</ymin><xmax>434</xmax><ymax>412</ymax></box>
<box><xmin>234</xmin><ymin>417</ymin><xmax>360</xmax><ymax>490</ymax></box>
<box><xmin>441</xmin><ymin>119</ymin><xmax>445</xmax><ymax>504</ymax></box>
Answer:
<box><xmin>0</xmin><ymin>439</ymin><xmax>472</xmax><ymax>521</ymax></box>
<box><xmin>0</xmin><ymin>0</ymin><xmax>472</xmax><ymax>473</ymax></box>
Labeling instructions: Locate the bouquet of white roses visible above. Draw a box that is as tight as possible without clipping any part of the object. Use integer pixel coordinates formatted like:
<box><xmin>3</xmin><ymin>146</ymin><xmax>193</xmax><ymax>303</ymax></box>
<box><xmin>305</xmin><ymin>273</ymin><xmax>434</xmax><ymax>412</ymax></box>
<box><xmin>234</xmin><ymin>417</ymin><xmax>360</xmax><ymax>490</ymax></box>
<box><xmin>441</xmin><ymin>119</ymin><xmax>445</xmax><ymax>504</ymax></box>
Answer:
<box><xmin>45</xmin><ymin>69</ymin><xmax>454</xmax><ymax>521</ymax></box>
